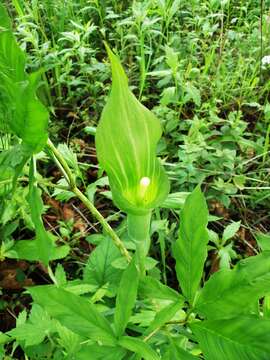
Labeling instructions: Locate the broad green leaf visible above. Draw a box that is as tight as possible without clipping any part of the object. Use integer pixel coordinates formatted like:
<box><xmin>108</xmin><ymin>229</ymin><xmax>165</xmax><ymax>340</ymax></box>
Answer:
<box><xmin>114</xmin><ymin>259</ymin><xmax>139</xmax><ymax>337</ymax></box>
<box><xmin>83</xmin><ymin>236</ymin><xmax>122</xmax><ymax>293</ymax></box>
<box><xmin>95</xmin><ymin>44</ymin><xmax>169</xmax><ymax>215</ymax></box>
<box><xmin>28</xmin><ymin>285</ymin><xmax>116</xmax><ymax>345</ymax></box>
<box><xmin>173</xmin><ymin>186</ymin><xmax>208</xmax><ymax>304</ymax></box>
<box><xmin>0</xmin><ymin>5</ymin><xmax>25</xmax><ymax>82</ymax></box>
<box><xmin>144</xmin><ymin>299</ymin><xmax>183</xmax><ymax>336</ymax></box>
<box><xmin>191</xmin><ymin>317</ymin><xmax>270</xmax><ymax>360</ymax></box>
<box><xmin>139</xmin><ymin>276</ymin><xmax>181</xmax><ymax>302</ymax></box>
<box><xmin>119</xmin><ymin>336</ymin><xmax>160</xmax><ymax>360</ymax></box>
<box><xmin>0</xmin><ymin>4</ymin><xmax>48</xmax><ymax>153</ymax></box>
<box><xmin>11</xmin><ymin>238</ymin><xmax>70</xmax><ymax>262</ymax></box>
<box><xmin>196</xmin><ymin>252</ymin><xmax>270</xmax><ymax>319</ymax></box>
<box><xmin>77</xmin><ymin>345</ymin><xmax>126</xmax><ymax>360</ymax></box>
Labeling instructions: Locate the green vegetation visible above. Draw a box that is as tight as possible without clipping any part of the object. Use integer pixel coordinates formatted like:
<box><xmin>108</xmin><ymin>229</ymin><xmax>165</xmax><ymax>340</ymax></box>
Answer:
<box><xmin>1</xmin><ymin>0</ymin><xmax>270</xmax><ymax>359</ymax></box>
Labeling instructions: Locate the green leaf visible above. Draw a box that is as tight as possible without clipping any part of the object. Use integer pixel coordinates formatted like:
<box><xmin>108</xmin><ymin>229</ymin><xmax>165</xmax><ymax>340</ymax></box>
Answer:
<box><xmin>56</xmin><ymin>323</ymin><xmax>81</xmax><ymax>357</ymax></box>
<box><xmin>0</xmin><ymin>144</ymin><xmax>30</xmax><ymax>196</ymax></box>
<box><xmin>28</xmin><ymin>285</ymin><xmax>116</xmax><ymax>345</ymax></box>
<box><xmin>191</xmin><ymin>317</ymin><xmax>270</xmax><ymax>360</ymax></box>
<box><xmin>0</xmin><ymin>5</ymin><xmax>25</xmax><ymax>82</ymax></box>
<box><xmin>255</xmin><ymin>233</ymin><xmax>270</xmax><ymax>251</ymax></box>
<box><xmin>95</xmin><ymin>44</ymin><xmax>169</xmax><ymax>215</ymax></box>
<box><xmin>161</xmin><ymin>192</ymin><xmax>190</xmax><ymax>209</ymax></box>
<box><xmin>139</xmin><ymin>276</ymin><xmax>181</xmax><ymax>302</ymax></box>
<box><xmin>222</xmin><ymin>221</ymin><xmax>241</xmax><ymax>242</ymax></box>
<box><xmin>173</xmin><ymin>186</ymin><xmax>208</xmax><ymax>304</ymax></box>
<box><xmin>83</xmin><ymin>236</ymin><xmax>122</xmax><ymax>293</ymax></box>
<box><xmin>114</xmin><ymin>259</ymin><xmax>139</xmax><ymax>337</ymax></box>
<box><xmin>145</xmin><ymin>299</ymin><xmax>183</xmax><ymax>336</ymax></box>
<box><xmin>26</xmin><ymin>161</ymin><xmax>54</xmax><ymax>265</ymax></box>
<box><xmin>11</xmin><ymin>239</ymin><xmax>70</xmax><ymax>262</ymax></box>
<box><xmin>0</xmin><ymin>4</ymin><xmax>48</xmax><ymax>153</ymax></box>
<box><xmin>8</xmin><ymin>305</ymin><xmax>56</xmax><ymax>347</ymax></box>
<box><xmin>0</xmin><ymin>331</ymin><xmax>10</xmax><ymax>345</ymax></box>
<box><xmin>119</xmin><ymin>336</ymin><xmax>160</xmax><ymax>360</ymax></box>
<box><xmin>164</xmin><ymin>342</ymin><xmax>198</xmax><ymax>360</ymax></box>
<box><xmin>184</xmin><ymin>83</ymin><xmax>201</xmax><ymax>107</ymax></box>
<box><xmin>196</xmin><ymin>252</ymin><xmax>270</xmax><ymax>319</ymax></box>
<box><xmin>77</xmin><ymin>345</ymin><xmax>126</xmax><ymax>360</ymax></box>
<box><xmin>0</xmin><ymin>4</ymin><xmax>11</xmax><ymax>29</ymax></box>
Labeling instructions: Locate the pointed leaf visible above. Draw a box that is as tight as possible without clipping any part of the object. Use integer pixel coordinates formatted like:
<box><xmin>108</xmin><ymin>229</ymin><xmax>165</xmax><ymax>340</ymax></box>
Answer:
<box><xmin>96</xmin><ymin>44</ymin><xmax>169</xmax><ymax>214</ymax></box>
<box><xmin>119</xmin><ymin>336</ymin><xmax>160</xmax><ymax>360</ymax></box>
<box><xmin>114</xmin><ymin>259</ymin><xmax>139</xmax><ymax>337</ymax></box>
<box><xmin>196</xmin><ymin>252</ymin><xmax>270</xmax><ymax>319</ymax></box>
<box><xmin>173</xmin><ymin>186</ymin><xmax>208</xmax><ymax>303</ymax></box>
<box><xmin>222</xmin><ymin>221</ymin><xmax>241</xmax><ymax>242</ymax></box>
<box><xmin>144</xmin><ymin>299</ymin><xmax>183</xmax><ymax>336</ymax></box>
<box><xmin>27</xmin><ymin>160</ymin><xmax>54</xmax><ymax>265</ymax></box>
<box><xmin>28</xmin><ymin>285</ymin><xmax>116</xmax><ymax>345</ymax></box>
<box><xmin>139</xmin><ymin>276</ymin><xmax>181</xmax><ymax>302</ymax></box>
<box><xmin>191</xmin><ymin>317</ymin><xmax>270</xmax><ymax>360</ymax></box>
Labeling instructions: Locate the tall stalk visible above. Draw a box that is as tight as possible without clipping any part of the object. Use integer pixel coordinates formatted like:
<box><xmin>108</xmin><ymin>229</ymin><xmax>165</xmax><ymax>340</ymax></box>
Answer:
<box><xmin>127</xmin><ymin>212</ymin><xmax>152</xmax><ymax>276</ymax></box>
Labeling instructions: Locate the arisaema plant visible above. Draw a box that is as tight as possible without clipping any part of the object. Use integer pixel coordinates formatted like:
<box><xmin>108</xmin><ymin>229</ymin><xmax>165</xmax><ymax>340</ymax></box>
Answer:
<box><xmin>96</xmin><ymin>44</ymin><xmax>170</xmax><ymax>274</ymax></box>
<box><xmin>2</xmin><ymin>5</ymin><xmax>270</xmax><ymax>358</ymax></box>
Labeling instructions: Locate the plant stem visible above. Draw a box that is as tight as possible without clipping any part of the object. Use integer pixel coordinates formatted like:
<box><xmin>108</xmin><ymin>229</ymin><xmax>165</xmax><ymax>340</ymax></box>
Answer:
<box><xmin>127</xmin><ymin>212</ymin><xmax>152</xmax><ymax>276</ymax></box>
<box><xmin>46</xmin><ymin>138</ymin><xmax>131</xmax><ymax>262</ymax></box>
<box><xmin>47</xmin><ymin>139</ymin><xmax>76</xmax><ymax>189</ymax></box>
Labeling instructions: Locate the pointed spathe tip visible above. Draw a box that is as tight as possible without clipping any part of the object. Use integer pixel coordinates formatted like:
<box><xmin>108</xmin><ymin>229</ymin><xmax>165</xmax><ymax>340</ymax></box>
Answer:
<box><xmin>103</xmin><ymin>41</ymin><xmax>128</xmax><ymax>86</ymax></box>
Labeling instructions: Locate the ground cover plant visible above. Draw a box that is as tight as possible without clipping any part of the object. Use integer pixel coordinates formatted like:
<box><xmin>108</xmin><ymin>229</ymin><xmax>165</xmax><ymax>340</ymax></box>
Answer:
<box><xmin>1</xmin><ymin>0</ymin><xmax>270</xmax><ymax>359</ymax></box>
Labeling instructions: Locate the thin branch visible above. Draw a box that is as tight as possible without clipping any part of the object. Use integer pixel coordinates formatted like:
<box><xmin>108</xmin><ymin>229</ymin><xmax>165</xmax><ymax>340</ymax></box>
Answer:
<box><xmin>46</xmin><ymin>138</ymin><xmax>131</xmax><ymax>262</ymax></box>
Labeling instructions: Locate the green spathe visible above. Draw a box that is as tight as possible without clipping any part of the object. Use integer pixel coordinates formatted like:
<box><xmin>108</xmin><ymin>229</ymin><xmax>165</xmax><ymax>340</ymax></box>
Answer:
<box><xmin>96</xmin><ymin>44</ymin><xmax>169</xmax><ymax>215</ymax></box>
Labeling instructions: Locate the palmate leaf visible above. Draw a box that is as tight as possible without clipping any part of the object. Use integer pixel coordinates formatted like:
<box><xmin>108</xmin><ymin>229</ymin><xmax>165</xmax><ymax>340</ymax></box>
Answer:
<box><xmin>83</xmin><ymin>236</ymin><xmax>122</xmax><ymax>293</ymax></box>
<box><xmin>191</xmin><ymin>317</ymin><xmax>270</xmax><ymax>360</ymax></box>
<box><xmin>196</xmin><ymin>251</ymin><xmax>270</xmax><ymax>319</ymax></box>
<box><xmin>0</xmin><ymin>4</ymin><xmax>48</xmax><ymax>153</ymax></box>
<box><xmin>95</xmin><ymin>44</ymin><xmax>169</xmax><ymax>215</ymax></box>
<box><xmin>173</xmin><ymin>186</ymin><xmax>209</xmax><ymax>304</ymax></box>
